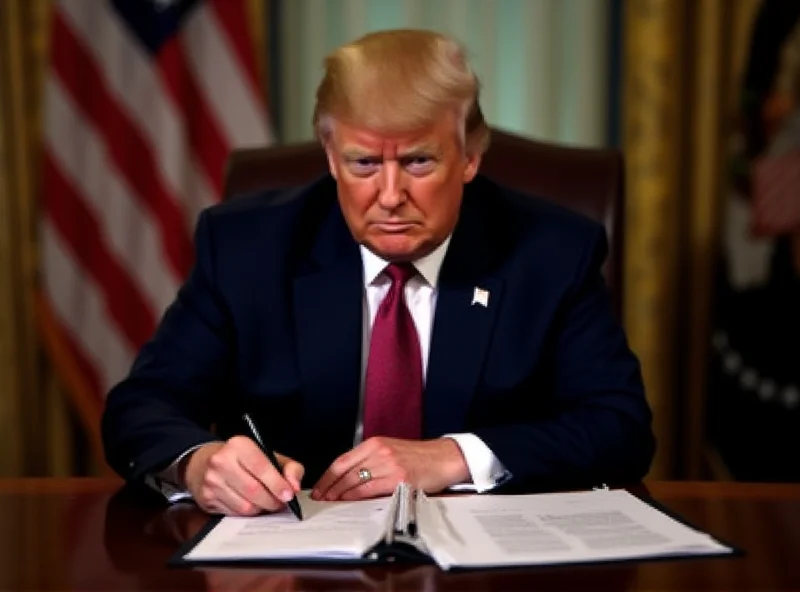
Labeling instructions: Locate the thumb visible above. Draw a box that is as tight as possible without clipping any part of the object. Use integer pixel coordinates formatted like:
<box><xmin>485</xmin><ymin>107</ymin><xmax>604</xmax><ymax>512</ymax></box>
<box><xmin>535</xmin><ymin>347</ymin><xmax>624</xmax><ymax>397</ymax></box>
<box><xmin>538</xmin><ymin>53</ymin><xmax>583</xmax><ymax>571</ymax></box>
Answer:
<box><xmin>277</xmin><ymin>455</ymin><xmax>305</xmax><ymax>492</ymax></box>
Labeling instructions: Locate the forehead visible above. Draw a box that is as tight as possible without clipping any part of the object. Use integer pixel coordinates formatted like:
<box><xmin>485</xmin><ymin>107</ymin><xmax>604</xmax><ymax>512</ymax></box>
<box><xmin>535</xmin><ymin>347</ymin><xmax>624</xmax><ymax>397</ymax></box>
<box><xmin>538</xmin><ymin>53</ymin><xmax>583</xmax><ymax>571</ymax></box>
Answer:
<box><xmin>331</xmin><ymin>116</ymin><xmax>459</xmax><ymax>153</ymax></box>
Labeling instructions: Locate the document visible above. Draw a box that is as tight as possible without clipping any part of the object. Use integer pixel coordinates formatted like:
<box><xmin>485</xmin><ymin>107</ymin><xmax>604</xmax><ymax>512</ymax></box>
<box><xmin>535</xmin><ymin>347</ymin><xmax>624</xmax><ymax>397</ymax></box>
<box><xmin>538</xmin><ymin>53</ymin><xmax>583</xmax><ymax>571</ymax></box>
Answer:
<box><xmin>414</xmin><ymin>489</ymin><xmax>733</xmax><ymax>570</ymax></box>
<box><xmin>183</xmin><ymin>491</ymin><xmax>389</xmax><ymax>562</ymax></box>
<box><xmin>176</xmin><ymin>486</ymin><xmax>734</xmax><ymax>570</ymax></box>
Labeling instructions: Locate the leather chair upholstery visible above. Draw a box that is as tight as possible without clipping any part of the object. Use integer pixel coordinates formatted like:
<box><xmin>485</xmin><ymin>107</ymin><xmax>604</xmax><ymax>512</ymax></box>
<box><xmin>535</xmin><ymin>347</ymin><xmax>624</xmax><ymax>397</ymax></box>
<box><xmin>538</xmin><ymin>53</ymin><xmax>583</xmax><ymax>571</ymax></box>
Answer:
<box><xmin>223</xmin><ymin>128</ymin><xmax>625</xmax><ymax>316</ymax></box>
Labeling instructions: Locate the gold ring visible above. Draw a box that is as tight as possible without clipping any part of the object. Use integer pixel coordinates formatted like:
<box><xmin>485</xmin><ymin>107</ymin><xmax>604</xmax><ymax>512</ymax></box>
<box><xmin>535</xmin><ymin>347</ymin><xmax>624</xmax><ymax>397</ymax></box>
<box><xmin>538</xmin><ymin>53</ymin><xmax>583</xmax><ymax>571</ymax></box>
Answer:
<box><xmin>358</xmin><ymin>468</ymin><xmax>372</xmax><ymax>482</ymax></box>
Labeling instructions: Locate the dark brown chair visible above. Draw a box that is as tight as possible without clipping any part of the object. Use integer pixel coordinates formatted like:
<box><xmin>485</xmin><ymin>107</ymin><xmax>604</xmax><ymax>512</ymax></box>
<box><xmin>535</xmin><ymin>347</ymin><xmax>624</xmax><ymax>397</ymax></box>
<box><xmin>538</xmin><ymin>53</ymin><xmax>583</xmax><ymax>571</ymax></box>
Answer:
<box><xmin>223</xmin><ymin>127</ymin><xmax>625</xmax><ymax>316</ymax></box>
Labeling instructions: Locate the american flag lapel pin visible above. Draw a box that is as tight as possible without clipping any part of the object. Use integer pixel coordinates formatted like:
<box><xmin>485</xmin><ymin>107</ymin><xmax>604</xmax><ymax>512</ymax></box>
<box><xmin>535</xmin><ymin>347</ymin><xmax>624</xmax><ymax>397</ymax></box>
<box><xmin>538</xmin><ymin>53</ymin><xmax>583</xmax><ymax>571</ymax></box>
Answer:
<box><xmin>471</xmin><ymin>287</ymin><xmax>489</xmax><ymax>308</ymax></box>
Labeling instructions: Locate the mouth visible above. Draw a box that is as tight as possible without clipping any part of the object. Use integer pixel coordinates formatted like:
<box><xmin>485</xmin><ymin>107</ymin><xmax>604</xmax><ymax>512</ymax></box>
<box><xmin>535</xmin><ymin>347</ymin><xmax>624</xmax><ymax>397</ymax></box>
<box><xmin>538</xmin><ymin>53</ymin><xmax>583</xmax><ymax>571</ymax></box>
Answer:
<box><xmin>372</xmin><ymin>222</ymin><xmax>417</xmax><ymax>233</ymax></box>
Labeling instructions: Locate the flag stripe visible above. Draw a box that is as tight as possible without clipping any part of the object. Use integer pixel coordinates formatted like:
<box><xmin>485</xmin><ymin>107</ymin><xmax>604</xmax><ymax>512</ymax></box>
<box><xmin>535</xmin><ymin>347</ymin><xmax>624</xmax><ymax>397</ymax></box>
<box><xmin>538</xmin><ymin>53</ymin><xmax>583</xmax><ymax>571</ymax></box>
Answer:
<box><xmin>52</xmin><ymin>11</ymin><xmax>194</xmax><ymax>278</ymax></box>
<box><xmin>40</xmin><ymin>300</ymin><xmax>105</xmax><ymax>403</ymax></box>
<box><xmin>43</xmin><ymin>152</ymin><xmax>157</xmax><ymax>350</ymax></box>
<box><xmin>209</xmin><ymin>0</ymin><xmax>264</xmax><ymax>106</ymax></box>
<box><xmin>40</xmin><ymin>255</ymin><xmax>110</xmax><ymax>404</ymax></box>
<box><xmin>157</xmin><ymin>37</ymin><xmax>230</xmax><ymax>196</ymax></box>
<box><xmin>45</xmin><ymin>76</ymin><xmax>181</xmax><ymax>314</ymax></box>
<box><xmin>182</xmin><ymin>3</ymin><xmax>272</xmax><ymax>147</ymax></box>
<box><xmin>42</xmin><ymin>219</ymin><xmax>135</xmax><ymax>395</ymax></box>
<box><xmin>35</xmin><ymin>295</ymin><xmax>107</xmax><ymax>466</ymax></box>
<box><xmin>57</xmin><ymin>0</ymin><xmax>218</xmax><ymax>229</ymax></box>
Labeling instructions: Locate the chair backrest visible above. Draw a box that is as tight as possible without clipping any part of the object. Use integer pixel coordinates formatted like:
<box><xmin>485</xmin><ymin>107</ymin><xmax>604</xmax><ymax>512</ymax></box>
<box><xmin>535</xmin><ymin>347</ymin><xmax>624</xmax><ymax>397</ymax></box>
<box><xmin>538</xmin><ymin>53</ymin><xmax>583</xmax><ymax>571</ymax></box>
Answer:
<box><xmin>223</xmin><ymin>127</ymin><xmax>625</xmax><ymax>316</ymax></box>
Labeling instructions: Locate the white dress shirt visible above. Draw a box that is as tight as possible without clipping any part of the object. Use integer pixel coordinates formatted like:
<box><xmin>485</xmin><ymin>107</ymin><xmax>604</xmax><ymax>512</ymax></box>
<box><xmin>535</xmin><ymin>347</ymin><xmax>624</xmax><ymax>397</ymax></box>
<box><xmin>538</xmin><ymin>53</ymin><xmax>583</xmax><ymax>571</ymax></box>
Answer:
<box><xmin>150</xmin><ymin>237</ymin><xmax>509</xmax><ymax>500</ymax></box>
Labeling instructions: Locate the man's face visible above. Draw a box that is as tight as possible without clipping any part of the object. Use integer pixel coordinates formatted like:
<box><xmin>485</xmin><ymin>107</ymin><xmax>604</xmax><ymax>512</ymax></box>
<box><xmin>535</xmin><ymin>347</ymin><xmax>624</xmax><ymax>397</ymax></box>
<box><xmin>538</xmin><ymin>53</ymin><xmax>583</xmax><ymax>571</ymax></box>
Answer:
<box><xmin>324</xmin><ymin>113</ymin><xmax>481</xmax><ymax>262</ymax></box>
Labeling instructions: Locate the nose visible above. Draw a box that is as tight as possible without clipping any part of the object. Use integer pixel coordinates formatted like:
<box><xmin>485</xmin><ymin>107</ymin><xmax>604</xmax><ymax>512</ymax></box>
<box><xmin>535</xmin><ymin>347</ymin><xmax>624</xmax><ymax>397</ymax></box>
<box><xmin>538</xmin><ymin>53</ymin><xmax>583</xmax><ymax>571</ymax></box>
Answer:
<box><xmin>376</xmin><ymin>160</ymin><xmax>407</xmax><ymax>210</ymax></box>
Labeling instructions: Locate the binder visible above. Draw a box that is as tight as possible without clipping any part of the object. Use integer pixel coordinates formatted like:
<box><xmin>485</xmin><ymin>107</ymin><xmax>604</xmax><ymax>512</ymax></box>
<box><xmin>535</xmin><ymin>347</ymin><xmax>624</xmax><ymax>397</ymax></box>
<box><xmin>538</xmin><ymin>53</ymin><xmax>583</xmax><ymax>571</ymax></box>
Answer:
<box><xmin>169</xmin><ymin>484</ymin><xmax>739</xmax><ymax>570</ymax></box>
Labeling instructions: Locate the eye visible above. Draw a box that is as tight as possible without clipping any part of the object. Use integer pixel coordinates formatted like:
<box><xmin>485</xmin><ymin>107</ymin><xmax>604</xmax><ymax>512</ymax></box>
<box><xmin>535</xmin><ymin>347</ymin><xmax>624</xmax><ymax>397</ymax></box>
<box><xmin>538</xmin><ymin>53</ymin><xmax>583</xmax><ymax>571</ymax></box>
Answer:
<box><xmin>347</xmin><ymin>157</ymin><xmax>380</xmax><ymax>176</ymax></box>
<box><xmin>402</xmin><ymin>155</ymin><xmax>436</xmax><ymax>174</ymax></box>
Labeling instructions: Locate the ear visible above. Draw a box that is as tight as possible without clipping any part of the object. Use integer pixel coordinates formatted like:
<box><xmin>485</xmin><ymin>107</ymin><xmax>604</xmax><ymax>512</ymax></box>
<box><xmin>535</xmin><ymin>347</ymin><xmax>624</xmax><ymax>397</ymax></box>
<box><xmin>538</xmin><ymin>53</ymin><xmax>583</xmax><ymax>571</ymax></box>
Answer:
<box><xmin>462</xmin><ymin>151</ymin><xmax>482</xmax><ymax>183</ymax></box>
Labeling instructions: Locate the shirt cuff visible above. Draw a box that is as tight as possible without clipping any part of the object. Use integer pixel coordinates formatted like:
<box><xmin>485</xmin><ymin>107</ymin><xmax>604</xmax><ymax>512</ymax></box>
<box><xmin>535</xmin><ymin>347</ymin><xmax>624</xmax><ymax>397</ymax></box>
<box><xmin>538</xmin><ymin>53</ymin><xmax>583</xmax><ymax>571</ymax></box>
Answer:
<box><xmin>443</xmin><ymin>433</ymin><xmax>511</xmax><ymax>493</ymax></box>
<box><xmin>145</xmin><ymin>443</ymin><xmax>207</xmax><ymax>503</ymax></box>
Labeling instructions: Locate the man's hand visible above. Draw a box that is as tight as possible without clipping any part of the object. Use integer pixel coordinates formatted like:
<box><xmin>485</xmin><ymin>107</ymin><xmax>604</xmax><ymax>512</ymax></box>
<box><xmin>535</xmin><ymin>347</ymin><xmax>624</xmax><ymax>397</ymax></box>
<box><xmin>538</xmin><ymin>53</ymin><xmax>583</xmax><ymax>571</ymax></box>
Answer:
<box><xmin>182</xmin><ymin>437</ymin><xmax>304</xmax><ymax>516</ymax></box>
<box><xmin>310</xmin><ymin>437</ymin><xmax>469</xmax><ymax>501</ymax></box>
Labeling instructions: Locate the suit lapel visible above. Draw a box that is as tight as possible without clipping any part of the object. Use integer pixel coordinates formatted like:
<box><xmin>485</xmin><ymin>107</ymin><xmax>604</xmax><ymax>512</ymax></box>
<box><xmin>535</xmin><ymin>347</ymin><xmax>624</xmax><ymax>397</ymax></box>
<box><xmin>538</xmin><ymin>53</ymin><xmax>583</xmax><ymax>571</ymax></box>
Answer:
<box><xmin>293</xmin><ymin>198</ymin><xmax>363</xmax><ymax>454</ymax></box>
<box><xmin>291</xmin><ymin>176</ymin><xmax>505</xmax><ymax>443</ymax></box>
<box><xmin>424</xmin><ymin>181</ymin><xmax>504</xmax><ymax>436</ymax></box>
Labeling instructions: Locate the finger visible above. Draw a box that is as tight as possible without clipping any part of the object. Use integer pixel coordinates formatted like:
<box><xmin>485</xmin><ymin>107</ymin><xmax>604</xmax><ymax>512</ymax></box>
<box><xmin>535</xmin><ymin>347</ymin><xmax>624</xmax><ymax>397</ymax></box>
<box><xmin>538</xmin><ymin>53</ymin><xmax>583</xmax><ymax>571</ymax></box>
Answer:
<box><xmin>226</xmin><ymin>462</ymin><xmax>285</xmax><ymax>513</ymax></box>
<box><xmin>323</xmin><ymin>463</ymin><xmax>388</xmax><ymax>501</ymax></box>
<box><xmin>276</xmin><ymin>455</ymin><xmax>305</xmax><ymax>492</ymax></box>
<box><xmin>312</xmin><ymin>441</ymin><xmax>375</xmax><ymax>499</ymax></box>
<box><xmin>211</xmin><ymin>501</ymin><xmax>241</xmax><ymax>516</ymax></box>
<box><xmin>338</xmin><ymin>477</ymin><xmax>398</xmax><ymax>501</ymax></box>
<box><xmin>235</xmin><ymin>439</ymin><xmax>295</xmax><ymax>504</ymax></box>
<box><xmin>200</xmin><ymin>494</ymin><xmax>238</xmax><ymax>516</ymax></box>
<box><xmin>214</xmin><ymin>482</ymin><xmax>263</xmax><ymax>516</ymax></box>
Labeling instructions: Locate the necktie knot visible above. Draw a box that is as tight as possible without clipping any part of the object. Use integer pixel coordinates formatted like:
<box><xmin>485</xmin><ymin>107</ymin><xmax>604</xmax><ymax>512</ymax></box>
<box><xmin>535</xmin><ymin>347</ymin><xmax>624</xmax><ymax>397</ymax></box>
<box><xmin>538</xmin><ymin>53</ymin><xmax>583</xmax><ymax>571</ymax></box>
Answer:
<box><xmin>384</xmin><ymin>263</ymin><xmax>416</xmax><ymax>287</ymax></box>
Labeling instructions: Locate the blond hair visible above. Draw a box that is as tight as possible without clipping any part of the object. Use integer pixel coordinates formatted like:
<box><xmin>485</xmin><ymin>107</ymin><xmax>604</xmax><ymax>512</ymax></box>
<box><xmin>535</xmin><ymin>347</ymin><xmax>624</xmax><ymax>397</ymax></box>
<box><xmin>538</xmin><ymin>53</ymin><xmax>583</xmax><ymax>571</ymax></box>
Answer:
<box><xmin>313</xmin><ymin>29</ymin><xmax>490</xmax><ymax>155</ymax></box>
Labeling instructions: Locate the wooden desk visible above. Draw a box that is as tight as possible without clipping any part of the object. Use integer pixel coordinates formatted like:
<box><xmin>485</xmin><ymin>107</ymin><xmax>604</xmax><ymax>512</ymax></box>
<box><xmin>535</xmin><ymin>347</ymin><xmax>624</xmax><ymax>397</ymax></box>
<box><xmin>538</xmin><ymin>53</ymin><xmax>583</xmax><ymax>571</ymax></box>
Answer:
<box><xmin>1</xmin><ymin>479</ymin><xmax>799</xmax><ymax>591</ymax></box>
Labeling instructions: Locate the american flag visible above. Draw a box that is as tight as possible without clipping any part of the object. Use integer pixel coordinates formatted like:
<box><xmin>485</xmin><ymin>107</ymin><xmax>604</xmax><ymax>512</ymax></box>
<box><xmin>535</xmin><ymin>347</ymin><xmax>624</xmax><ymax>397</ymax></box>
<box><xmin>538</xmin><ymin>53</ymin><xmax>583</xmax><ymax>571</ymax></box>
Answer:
<box><xmin>39</xmin><ymin>0</ymin><xmax>272</xmax><ymax>457</ymax></box>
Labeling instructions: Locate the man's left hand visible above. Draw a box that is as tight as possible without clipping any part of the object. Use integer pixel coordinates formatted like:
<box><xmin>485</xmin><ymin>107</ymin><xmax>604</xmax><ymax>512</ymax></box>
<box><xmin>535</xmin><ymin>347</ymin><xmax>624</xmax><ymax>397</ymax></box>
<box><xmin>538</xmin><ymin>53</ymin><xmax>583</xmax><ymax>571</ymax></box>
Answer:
<box><xmin>311</xmin><ymin>437</ymin><xmax>470</xmax><ymax>501</ymax></box>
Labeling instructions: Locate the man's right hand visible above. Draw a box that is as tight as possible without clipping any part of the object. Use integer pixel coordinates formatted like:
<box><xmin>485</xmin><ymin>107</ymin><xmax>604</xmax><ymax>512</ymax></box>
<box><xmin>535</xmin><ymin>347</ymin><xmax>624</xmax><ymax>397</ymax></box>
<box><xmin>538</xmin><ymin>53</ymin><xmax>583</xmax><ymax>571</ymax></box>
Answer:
<box><xmin>182</xmin><ymin>436</ymin><xmax>304</xmax><ymax>516</ymax></box>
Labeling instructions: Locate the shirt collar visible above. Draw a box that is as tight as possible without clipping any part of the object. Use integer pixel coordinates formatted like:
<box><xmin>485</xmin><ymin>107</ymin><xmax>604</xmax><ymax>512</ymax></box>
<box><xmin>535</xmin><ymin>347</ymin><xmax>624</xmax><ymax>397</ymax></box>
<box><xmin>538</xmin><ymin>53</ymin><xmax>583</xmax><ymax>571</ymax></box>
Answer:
<box><xmin>360</xmin><ymin>235</ymin><xmax>452</xmax><ymax>288</ymax></box>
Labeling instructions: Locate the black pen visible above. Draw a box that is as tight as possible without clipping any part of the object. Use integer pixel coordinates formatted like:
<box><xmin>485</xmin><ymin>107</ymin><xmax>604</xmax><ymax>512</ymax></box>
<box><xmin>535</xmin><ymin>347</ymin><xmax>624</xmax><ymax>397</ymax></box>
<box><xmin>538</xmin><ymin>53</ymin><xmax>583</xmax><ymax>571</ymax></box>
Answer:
<box><xmin>242</xmin><ymin>413</ymin><xmax>303</xmax><ymax>521</ymax></box>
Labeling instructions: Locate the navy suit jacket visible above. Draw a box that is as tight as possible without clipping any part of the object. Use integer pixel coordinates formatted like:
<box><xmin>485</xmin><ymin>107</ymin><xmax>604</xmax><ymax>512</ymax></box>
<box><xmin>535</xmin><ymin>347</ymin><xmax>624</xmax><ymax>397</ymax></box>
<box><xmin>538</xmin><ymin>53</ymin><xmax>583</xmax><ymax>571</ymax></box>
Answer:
<box><xmin>102</xmin><ymin>174</ymin><xmax>655</xmax><ymax>492</ymax></box>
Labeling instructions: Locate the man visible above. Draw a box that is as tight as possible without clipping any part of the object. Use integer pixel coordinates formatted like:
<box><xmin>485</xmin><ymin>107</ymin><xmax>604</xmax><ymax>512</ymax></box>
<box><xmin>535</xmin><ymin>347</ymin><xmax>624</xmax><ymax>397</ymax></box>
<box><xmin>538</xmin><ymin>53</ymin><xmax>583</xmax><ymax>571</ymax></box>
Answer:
<box><xmin>102</xmin><ymin>29</ymin><xmax>655</xmax><ymax>516</ymax></box>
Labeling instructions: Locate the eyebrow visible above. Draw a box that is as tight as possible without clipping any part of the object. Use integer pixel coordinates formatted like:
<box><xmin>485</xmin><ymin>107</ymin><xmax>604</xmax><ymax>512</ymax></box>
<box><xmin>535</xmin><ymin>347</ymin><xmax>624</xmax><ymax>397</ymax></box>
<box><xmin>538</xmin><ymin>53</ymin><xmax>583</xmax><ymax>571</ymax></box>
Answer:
<box><xmin>340</xmin><ymin>144</ymin><xmax>442</xmax><ymax>160</ymax></box>
<box><xmin>340</xmin><ymin>148</ymin><xmax>377</xmax><ymax>160</ymax></box>
<box><xmin>398</xmin><ymin>144</ymin><xmax>441</xmax><ymax>158</ymax></box>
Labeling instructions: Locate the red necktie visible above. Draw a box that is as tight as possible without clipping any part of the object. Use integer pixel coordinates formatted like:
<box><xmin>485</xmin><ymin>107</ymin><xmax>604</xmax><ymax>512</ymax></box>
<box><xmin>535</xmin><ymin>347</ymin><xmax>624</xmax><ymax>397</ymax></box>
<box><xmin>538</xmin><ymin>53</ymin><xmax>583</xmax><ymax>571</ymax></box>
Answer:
<box><xmin>362</xmin><ymin>263</ymin><xmax>423</xmax><ymax>440</ymax></box>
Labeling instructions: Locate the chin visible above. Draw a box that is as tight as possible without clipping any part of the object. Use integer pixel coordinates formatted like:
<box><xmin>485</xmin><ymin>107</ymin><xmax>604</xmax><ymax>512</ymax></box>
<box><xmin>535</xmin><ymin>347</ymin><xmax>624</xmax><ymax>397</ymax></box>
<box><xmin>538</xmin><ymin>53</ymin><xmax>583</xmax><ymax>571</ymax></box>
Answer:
<box><xmin>365</xmin><ymin>235</ymin><xmax>425</xmax><ymax>262</ymax></box>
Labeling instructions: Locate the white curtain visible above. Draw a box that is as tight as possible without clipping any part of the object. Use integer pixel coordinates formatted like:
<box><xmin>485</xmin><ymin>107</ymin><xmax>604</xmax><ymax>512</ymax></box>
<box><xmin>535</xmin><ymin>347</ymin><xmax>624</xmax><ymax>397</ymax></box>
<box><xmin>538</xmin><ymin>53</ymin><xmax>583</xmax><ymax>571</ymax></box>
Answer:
<box><xmin>279</xmin><ymin>0</ymin><xmax>609</xmax><ymax>147</ymax></box>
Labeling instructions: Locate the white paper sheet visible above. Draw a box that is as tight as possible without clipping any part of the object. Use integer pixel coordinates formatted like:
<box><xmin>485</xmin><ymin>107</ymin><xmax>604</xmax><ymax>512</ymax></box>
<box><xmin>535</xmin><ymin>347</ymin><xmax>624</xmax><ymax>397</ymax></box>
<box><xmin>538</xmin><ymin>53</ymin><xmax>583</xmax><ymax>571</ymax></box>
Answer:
<box><xmin>416</xmin><ymin>489</ymin><xmax>733</xmax><ymax>570</ymax></box>
<box><xmin>183</xmin><ymin>491</ymin><xmax>388</xmax><ymax>561</ymax></box>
